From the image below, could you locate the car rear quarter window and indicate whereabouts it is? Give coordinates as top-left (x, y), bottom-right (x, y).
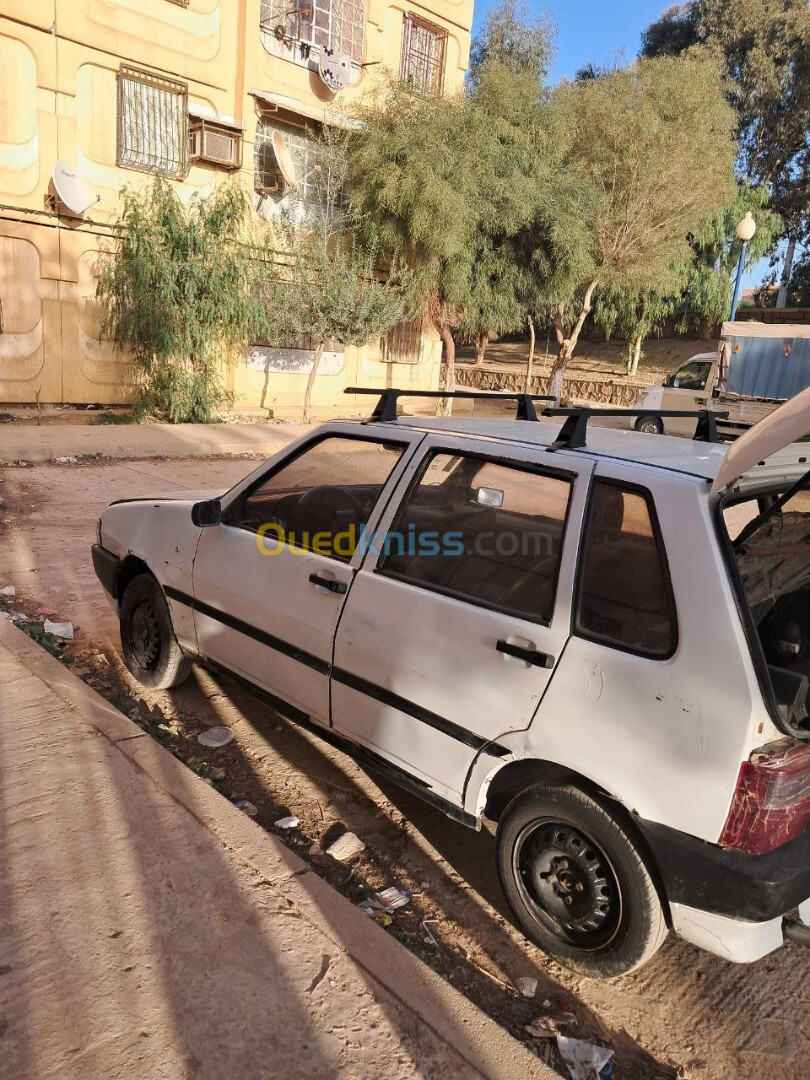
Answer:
top-left (576, 480), bottom-right (677, 658)
top-left (378, 451), bottom-right (573, 624)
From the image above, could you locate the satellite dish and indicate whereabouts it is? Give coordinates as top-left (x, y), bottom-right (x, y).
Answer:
top-left (53, 161), bottom-right (99, 215)
top-left (318, 48), bottom-right (352, 93)
top-left (272, 131), bottom-right (298, 187)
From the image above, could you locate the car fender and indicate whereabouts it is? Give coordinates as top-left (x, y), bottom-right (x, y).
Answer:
top-left (99, 498), bottom-right (204, 651)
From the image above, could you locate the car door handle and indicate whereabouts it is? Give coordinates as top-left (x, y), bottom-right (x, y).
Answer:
top-left (496, 640), bottom-right (555, 668)
top-left (309, 573), bottom-right (348, 595)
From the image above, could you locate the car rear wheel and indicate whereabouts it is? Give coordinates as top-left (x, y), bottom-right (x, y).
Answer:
top-left (635, 416), bottom-right (664, 435)
top-left (497, 783), bottom-right (668, 978)
top-left (119, 573), bottom-right (192, 690)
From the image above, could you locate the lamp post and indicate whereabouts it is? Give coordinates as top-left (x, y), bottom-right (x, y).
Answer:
top-left (729, 211), bottom-right (756, 322)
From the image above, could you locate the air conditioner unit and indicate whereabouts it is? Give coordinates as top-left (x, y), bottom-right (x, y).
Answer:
top-left (188, 120), bottom-right (243, 170)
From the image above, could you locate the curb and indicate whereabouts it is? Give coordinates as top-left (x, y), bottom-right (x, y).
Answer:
top-left (0, 617), bottom-right (558, 1080)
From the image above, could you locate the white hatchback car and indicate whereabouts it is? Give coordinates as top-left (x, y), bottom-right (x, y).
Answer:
top-left (92, 387), bottom-right (810, 978)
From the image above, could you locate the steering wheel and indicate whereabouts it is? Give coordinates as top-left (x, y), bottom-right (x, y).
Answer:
top-left (296, 485), bottom-right (365, 527)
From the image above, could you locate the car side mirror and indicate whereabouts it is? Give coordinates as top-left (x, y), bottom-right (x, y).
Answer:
top-left (192, 499), bottom-right (221, 528)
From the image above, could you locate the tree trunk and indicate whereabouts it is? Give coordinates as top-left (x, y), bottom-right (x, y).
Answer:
top-left (525, 315), bottom-right (536, 393)
top-left (474, 332), bottom-right (489, 367)
top-left (302, 341), bottom-right (324, 424)
top-left (437, 321), bottom-right (456, 416)
top-left (549, 280), bottom-right (598, 403)
top-left (776, 236), bottom-right (797, 309)
top-left (628, 333), bottom-right (642, 376)
top-left (428, 295), bottom-right (455, 416)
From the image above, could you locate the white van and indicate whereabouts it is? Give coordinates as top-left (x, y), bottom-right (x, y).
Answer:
top-left (634, 322), bottom-right (810, 438)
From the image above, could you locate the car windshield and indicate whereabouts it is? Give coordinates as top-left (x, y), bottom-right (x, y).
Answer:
top-left (724, 478), bottom-right (810, 729)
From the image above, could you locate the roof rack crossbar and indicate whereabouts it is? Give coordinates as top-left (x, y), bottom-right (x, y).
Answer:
top-left (344, 386), bottom-right (556, 423)
top-left (542, 407), bottom-right (730, 450)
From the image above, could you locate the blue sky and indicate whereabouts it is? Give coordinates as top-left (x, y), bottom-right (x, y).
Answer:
top-left (470, 0), bottom-right (666, 83)
top-left (470, 0), bottom-right (769, 288)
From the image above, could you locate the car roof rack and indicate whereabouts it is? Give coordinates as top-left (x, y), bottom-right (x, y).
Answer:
top-left (344, 386), bottom-right (556, 423)
top-left (543, 407), bottom-right (730, 450)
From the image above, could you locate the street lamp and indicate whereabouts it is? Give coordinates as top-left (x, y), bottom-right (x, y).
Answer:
top-left (729, 211), bottom-right (756, 321)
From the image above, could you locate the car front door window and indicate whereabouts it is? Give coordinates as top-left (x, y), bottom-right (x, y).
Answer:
top-left (235, 436), bottom-right (407, 560)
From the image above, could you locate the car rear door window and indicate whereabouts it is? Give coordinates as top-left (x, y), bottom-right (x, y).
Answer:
top-left (235, 436), bottom-right (405, 560)
top-left (378, 451), bottom-right (573, 623)
top-left (576, 480), bottom-right (677, 657)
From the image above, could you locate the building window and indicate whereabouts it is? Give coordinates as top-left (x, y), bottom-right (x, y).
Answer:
top-left (400, 14), bottom-right (447, 95)
top-left (117, 65), bottom-right (188, 179)
top-left (382, 318), bottom-right (424, 364)
top-left (260, 0), bottom-right (365, 64)
top-left (254, 117), bottom-right (344, 220)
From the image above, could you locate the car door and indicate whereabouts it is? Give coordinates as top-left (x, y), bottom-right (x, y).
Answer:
top-left (331, 436), bottom-right (593, 804)
top-left (191, 428), bottom-right (422, 726)
top-left (661, 358), bottom-right (717, 435)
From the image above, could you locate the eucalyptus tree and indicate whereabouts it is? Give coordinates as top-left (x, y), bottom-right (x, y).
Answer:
top-left (544, 55), bottom-right (737, 399)
top-left (642, 0), bottom-right (810, 294)
top-left (260, 128), bottom-right (413, 423)
top-left (96, 178), bottom-right (270, 423)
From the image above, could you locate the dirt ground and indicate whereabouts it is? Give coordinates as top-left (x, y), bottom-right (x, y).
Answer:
top-left (456, 337), bottom-right (717, 387)
top-left (0, 457), bottom-right (807, 1080)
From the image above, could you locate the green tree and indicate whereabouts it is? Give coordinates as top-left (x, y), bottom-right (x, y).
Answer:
top-left (347, 80), bottom-right (542, 406)
top-left (262, 129), bottom-right (412, 423)
top-left (96, 177), bottom-right (269, 423)
top-left (678, 182), bottom-right (781, 336)
top-left (461, 0), bottom-right (558, 367)
top-left (544, 55), bottom-right (736, 398)
top-left (592, 285), bottom-right (683, 375)
top-left (641, 0), bottom-right (810, 277)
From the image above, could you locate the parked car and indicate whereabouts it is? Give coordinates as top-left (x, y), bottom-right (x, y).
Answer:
top-left (92, 387), bottom-right (810, 978)
top-left (634, 321), bottom-right (810, 438)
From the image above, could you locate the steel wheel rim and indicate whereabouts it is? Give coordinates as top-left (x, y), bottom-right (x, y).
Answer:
top-left (128, 599), bottom-right (162, 671)
top-left (512, 818), bottom-right (622, 951)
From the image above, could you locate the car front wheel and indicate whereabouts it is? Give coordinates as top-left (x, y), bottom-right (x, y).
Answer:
top-left (497, 783), bottom-right (667, 977)
top-left (119, 573), bottom-right (192, 690)
top-left (635, 416), bottom-right (664, 435)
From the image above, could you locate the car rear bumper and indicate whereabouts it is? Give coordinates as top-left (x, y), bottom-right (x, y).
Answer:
top-left (91, 544), bottom-right (120, 603)
top-left (637, 816), bottom-right (810, 922)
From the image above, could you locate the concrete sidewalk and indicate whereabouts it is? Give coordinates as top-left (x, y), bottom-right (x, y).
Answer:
top-left (0, 422), bottom-right (311, 464)
top-left (0, 618), bottom-right (553, 1080)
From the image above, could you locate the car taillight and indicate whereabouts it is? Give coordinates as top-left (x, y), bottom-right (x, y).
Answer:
top-left (720, 740), bottom-right (810, 854)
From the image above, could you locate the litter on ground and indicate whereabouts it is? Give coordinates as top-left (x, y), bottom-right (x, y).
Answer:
top-left (555, 1034), bottom-right (614, 1080)
top-left (197, 726), bottom-right (234, 748)
top-left (43, 619), bottom-right (74, 640)
top-left (326, 831), bottom-right (365, 862)
top-left (274, 815), bottom-right (300, 829)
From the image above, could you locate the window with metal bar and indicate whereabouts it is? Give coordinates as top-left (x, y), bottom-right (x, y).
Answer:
top-left (260, 0), bottom-right (364, 64)
top-left (400, 13), bottom-right (447, 96)
top-left (382, 318), bottom-right (424, 364)
top-left (117, 65), bottom-right (188, 179)
top-left (254, 117), bottom-right (345, 221)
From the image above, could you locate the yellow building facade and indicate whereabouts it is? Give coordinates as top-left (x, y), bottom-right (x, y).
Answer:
top-left (0, 0), bottom-right (472, 415)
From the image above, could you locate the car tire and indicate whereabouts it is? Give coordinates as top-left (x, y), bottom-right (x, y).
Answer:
top-left (635, 416), bottom-right (664, 435)
top-left (119, 573), bottom-right (192, 690)
top-left (497, 783), bottom-right (668, 978)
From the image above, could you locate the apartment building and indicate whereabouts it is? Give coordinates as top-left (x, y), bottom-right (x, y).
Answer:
top-left (0, 0), bottom-right (472, 414)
